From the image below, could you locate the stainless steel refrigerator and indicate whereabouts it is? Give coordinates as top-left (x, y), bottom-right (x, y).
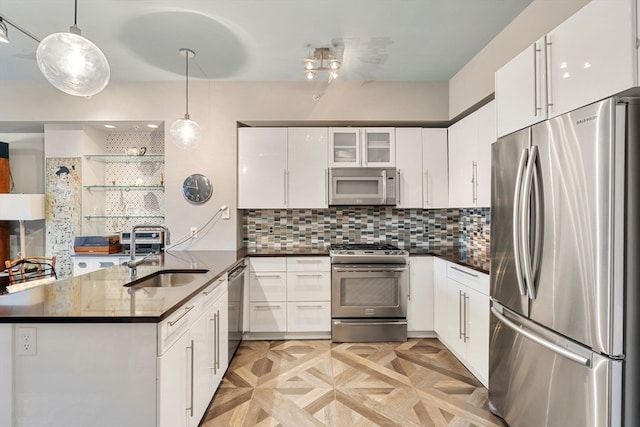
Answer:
top-left (489, 96), bottom-right (640, 427)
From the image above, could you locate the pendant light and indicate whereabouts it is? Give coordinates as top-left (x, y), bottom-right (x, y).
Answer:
top-left (170, 48), bottom-right (201, 150)
top-left (36, 0), bottom-right (110, 97)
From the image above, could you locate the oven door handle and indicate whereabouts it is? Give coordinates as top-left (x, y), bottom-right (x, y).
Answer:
top-left (332, 321), bottom-right (408, 326)
top-left (332, 267), bottom-right (407, 273)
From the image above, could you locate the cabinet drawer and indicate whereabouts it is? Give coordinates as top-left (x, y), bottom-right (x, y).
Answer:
top-left (157, 300), bottom-right (200, 355)
top-left (286, 302), bottom-right (331, 332)
top-left (286, 271), bottom-right (330, 301)
top-left (446, 262), bottom-right (489, 296)
top-left (201, 275), bottom-right (227, 308)
top-left (249, 302), bottom-right (287, 332)
top-left (249, 272), bottom-right (286, 301)
top-left (286, 257), bottom-right (330, 272)
top-left (250, 257), bottom-right (287, 272)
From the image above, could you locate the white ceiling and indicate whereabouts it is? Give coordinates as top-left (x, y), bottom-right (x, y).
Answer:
top-left (0, 0), bottom-right (532, 83)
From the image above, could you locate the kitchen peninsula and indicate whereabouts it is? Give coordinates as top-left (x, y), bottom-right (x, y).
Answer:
top-left (0, 251), bottom-right (243, 427)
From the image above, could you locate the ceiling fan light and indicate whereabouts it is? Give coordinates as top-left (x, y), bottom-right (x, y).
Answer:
top-left (0, 20), bottom-right (9, 44)
top-left (170, 116), bottom-right (201, 150)
top-left (305, 70), bottom-right (316, 80)
top-left (329, 59), bottom-right (340, 70)
top-left (36, 29), bottom-right (110, 97)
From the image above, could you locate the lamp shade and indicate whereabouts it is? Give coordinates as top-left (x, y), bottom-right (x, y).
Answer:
top-left (36, 29), bottom-right (110, 97)
top-left (0, 194), bottom-right (45, 220)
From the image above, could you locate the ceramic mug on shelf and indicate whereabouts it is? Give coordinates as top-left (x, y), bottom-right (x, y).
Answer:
top-left (126, 146), bottom-right (147, 156)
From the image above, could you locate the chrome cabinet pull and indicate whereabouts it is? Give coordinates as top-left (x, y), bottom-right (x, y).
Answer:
top-left (255, 305), bottom-right (281, 309)
top-left (215, 310), bottom-right (220, 370)
top-left (186, 340), bottom-right (194, 416)
top-left (464, 294), bottom-right (469, 343)
top-left (295, 274), bottom-right (323, 277)
top-left (459, 290), bottom-right (464, 340)
top-left (168, 305), bottom-right (194, 327)
top-left (397, 169), bottom-right (402, 205)
top-left (472, 161), bottom-right (478, 204)
top-left (450, 265), bottom-right (478, 278)
top-left (533, 42), bottom-right (542, 116)
top-left (324, 168), bottom-right (329, 205)
top-left (283, 169), bottom-right (288, 206)
top-left (254, 274), bottom-right (282, 278)
top-left (296, 305), bottom-right (323, 309)
top-left (545, 35), bottom-right (553, 113)
top-left (424, 169), bottom-right (429, 207)
top-left (210, 314), bottom-right (217, 374)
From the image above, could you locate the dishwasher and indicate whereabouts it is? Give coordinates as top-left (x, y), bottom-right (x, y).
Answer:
top-left (227, 261), bottom-right (246, 363)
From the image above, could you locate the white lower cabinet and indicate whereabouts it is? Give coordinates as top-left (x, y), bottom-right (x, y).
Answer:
top-left (407, 256), bottom-right (435, 335)
top-left (434, 260), bottom-right (489, 387)
top-left (157, 276), bottom-right (228, 427)
top-left (248, 257), bottom-right (331, 335)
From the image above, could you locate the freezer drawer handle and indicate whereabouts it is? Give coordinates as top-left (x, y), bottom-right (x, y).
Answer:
top-left (491, 306), bottom-right (591, 367)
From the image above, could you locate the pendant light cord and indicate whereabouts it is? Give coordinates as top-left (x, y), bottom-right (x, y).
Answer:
top-left (74, 0), bottom-right (78, 25)
top-left (185, 52), bottom-right (190, 117)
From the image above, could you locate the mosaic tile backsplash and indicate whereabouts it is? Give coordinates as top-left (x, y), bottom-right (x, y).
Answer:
top-left (242, 207), bottom-right (490, 262)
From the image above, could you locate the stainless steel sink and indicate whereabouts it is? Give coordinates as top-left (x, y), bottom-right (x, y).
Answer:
top-left (125, 269), bottom-right (209, 288)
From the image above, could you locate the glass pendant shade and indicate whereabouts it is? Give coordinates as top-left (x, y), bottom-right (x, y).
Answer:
top-left (170, 116), bottom-right (201, 150)
top-left (36, 26), bottom-right (110, 97)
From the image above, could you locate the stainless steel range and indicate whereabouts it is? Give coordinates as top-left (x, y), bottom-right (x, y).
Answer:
top-left (329, 243), bottom-right (409, 342)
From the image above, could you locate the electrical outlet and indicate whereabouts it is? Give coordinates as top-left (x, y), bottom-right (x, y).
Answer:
top-left (222, 206), bottom-right (230, 220)
top-left (17, 327), bottom-right (37, 356)
top-left (190, 227), bottom-right (198, 239)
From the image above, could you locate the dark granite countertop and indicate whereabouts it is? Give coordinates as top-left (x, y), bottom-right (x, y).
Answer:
top-left (242, 246), bottom-right (489, 275)
top-left (407, 246), bottom-right (489, 275)
top-left (0, 251), bottom-right (244, 323)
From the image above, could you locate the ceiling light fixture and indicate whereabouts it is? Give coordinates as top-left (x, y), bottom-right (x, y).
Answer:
top-left (303, 46), bottom-right (342, 82)
top-left (0, 15), bottom-right (41, 44)
top-left (36, 0), bottom-right (110, 97)
top-left (170, 48), bottom-right (200, 150)
top-left (0, 18), bottom-right (9, 44)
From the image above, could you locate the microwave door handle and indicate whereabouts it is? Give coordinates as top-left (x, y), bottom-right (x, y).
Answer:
top-left (381, 169), bottom-right (387, 204)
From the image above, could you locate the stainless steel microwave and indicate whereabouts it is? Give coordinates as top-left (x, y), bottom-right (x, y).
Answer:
top-left (329, 167), bottom-right (397, 206)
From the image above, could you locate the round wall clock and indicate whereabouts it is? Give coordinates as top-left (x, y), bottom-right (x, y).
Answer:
top-left (182, 173), bottom-right (213, 204)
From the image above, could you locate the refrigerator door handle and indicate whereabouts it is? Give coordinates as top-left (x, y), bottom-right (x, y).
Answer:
top-left (513, 148), bottom-right (528, 296)
top-left (491, 306), bottom-right (591, 367)
top-left (521, 145), bottom-right (539, 299)
top-left (531, 160), bottom-right (543, 290)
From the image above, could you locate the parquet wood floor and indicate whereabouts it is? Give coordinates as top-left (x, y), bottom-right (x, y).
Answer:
top-left (200, 338), bottom-right (506, 427)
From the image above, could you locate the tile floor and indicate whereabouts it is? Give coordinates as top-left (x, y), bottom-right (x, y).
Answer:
top-left (200, 338), bottom-right (506, 427)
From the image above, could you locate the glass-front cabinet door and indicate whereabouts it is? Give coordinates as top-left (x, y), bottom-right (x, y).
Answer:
top-left (363, 128), bottom-right (395, 167)
top-left (329, 127), bottom-right (395, 167)
top-left (329, 128), bottom-right (361, 167)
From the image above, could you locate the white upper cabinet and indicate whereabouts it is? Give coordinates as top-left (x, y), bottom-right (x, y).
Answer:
top-left (546, 0), bottom-right (635, 118)
top-left (329, 127), bottom-right (395, 167)
top-left (495, 36), bottom-right (547, 138)
top-left (448, 101), bottom-right (494, 208)
top-left (422, 129), bottom-right (449, 208)
top-left (238, 127), bottom-right (288, 209)
top-left (396, 128), bottom-right (448, 209)
top-left (238, 127), bottom-right (328, 209)
top-left (496, 0), bottom-right (636, 138)
top-left (287, 128), bottom-right (329, 208)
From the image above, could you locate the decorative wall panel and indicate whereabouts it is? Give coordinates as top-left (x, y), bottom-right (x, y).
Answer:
top-left (46, 158), bottom-right (82, 278)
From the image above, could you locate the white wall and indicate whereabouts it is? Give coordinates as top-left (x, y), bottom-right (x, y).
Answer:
top-left (449, 0), bottom-right (591, 118)
top-left (0, 132), bottom-right (46, 258)
top-left (0, 79), bottom-right (449, 250)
